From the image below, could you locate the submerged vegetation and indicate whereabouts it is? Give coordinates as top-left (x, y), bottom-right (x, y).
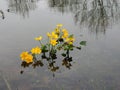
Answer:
top-left (20, 24), bottom-right (86, 74)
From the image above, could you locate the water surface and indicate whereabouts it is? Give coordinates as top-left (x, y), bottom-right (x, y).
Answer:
top-left (0, 0), bottom-right (120, 90)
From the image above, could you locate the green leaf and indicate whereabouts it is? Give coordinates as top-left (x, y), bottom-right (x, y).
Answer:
top-left (61, 53), bottom-right (66, 57)
top-left (68, 45), bottom-right (73, 51)
top-left (69, 34), bottom-right (73, 38)
top-left (76, 46), bottom-right (81, 50)
top-left (80, 41), bottom-right (86, 46)
top-left (41, 45), bottom-right (48, 52)
top-left (64, 45), bottom-right (69, 50)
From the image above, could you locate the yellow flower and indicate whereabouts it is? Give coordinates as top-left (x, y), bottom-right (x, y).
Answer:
top-left (54, 28), bottom-right (60, 35)
top-left (69, 37), bottom-right (75, 42)
top-left (51, 32), bottom-right (58, 39)
top-left (62, 32), bottom-right (69, 39)
top-left (20, 51), bottom-right (29, 60)
top-left (35, 36), bottom-right (42, 41)
top-left (47, 31), bottom-right (59, 39)
top-left (69, 42), bottom-right (73, 45)
top-left (20, 51), bottom-right (33, 63)
top-left (50, 39), bottom-right (57, 46)
top-left (57, 24), bottom-right (63, 28)
top-left (62, 29), bottom-right (68, 33)
top-left (47, 32), bottom-right (51, 37)
top-left (25, 54), bottom-right (33, 63)
top-left (31, 46), bottom-right (42, 54)
top-left (65, 37), bottom-right (75, 44)
top-left (62, 29), bottom-right (69, 39)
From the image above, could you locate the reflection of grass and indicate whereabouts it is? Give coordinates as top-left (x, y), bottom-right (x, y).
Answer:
top-left (0, 10), bottom-right (5, 19)
top-left (20, 24), bottom-right (86, 75)
top-left (48, 0), bottom-right (120, 34)
top-left (7, 0), bottom-right (39, 18)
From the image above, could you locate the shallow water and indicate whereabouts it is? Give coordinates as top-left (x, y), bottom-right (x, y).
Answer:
top-left (0, 0), bottom-right (120, 90)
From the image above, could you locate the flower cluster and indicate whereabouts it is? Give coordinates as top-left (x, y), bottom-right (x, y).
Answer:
top-left (47, 24), bottom-right (75, 46)
top-left (31, 46), bottom-right (42, 54)
top-left (20, 24), bottom-right (86, 73)
top-left (20, 52), bottom-right (33, 63)
top-left (20, 46), bottom-right (42, 63)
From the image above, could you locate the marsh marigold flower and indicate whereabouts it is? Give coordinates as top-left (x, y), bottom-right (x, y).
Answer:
top-left (25, 54), bottom-right (33, 63)
top-left (20, 51), bottom-right (29, 60)
top-left (31, 46), bottom-right (42, 54)
top-left (50, 39), bottom-right (57, 46)
top-left (57, 24), bottom-right (63, 28)
top-left (62, 29), bottom-right (68, 33)
top-left (47, 32), bottom-right (51, 37)
top-left (54, 28), bottom-right (60, 35)
top-left (51, 32), bottom-right (58, 39)
top-left (69, 37), bottom-right (75, 42)
top-left (20, 51), bottom-right (33, 63)
top-left (65, 37), bottom-right (75, 45)
top-left (62, 29), bottom-right (69, 39)
top-left (62, 32), bottom-right (69, 39)
top-left (35, 36), bottom-right (42, 41)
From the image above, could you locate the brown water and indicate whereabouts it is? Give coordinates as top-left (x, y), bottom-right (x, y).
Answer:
top-left (0, 0), bottom-right (120, 90)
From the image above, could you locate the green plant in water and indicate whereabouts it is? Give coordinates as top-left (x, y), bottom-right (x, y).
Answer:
top-left (20, 24), bottom-right (86, 73)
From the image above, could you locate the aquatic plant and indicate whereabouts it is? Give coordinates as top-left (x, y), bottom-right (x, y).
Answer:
top-left (20, 24), bottom-right (86, 73)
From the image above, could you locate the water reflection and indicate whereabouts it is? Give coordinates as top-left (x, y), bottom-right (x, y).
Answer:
top-left (20, 48), bottom-right (73, 77)
top-left (7, 0), bottom-right (39, 18)
top-left (48, 0), bottom-right (120, 34)
top-left (5, 0), bottom-right (120, 33)
top-left (0, 10), bottom-right (5, 19)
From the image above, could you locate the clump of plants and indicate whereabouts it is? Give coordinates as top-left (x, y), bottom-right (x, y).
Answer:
top-left (20, 24), bottom-right (86, 73)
